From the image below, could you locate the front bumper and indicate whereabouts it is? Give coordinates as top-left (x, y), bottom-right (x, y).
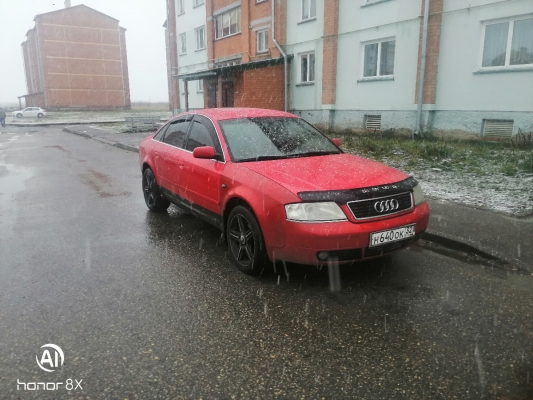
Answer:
top-left (270, 202), bottom-right (430, 266)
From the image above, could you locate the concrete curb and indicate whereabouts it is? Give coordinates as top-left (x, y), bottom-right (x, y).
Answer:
top-left (421, 232), bottom-right (502, 262)
top-left (7, 119), bottom-right (124, 128)
top-left (63, 127), bottom-right (139, 153)
top-left (113, 142), bottom-right (139, 153)
top-left (63, 127), bottom-right (93, 138)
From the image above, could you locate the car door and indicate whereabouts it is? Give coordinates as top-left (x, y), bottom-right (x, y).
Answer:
top-left (180, 115), bottom-right (224, 218)
top-left (149, 122), bottom-right (170, 186)
top-left (27, 108), bottom-right (38, 117)
top-left (159, 116), bottom-right (192, 195)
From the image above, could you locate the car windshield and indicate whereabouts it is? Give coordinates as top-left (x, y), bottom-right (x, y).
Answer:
top-left (219, 117), bottom-right (341, 162)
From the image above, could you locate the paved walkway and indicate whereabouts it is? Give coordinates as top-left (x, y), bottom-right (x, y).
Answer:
top-left (62, 124), bottom-right (533, 274)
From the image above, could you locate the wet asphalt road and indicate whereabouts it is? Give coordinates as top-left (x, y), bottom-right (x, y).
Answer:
top-left (0, 126), bottom-right (532, 399)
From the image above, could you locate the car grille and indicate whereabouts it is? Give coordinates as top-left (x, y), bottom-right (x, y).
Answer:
top-left (347, 192), bottom-right (413, 220)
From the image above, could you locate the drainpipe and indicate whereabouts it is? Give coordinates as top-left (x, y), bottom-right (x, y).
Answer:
top-left (272, 0), bottom-right (288, 112)
top-left (415, 0), bottom-right (430, 138)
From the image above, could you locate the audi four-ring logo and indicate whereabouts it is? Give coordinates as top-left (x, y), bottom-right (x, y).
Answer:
top-left (374, 199), bottom-right (400, 213)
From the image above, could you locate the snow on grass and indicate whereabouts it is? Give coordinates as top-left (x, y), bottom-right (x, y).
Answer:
top-left (392, 159), bottom-right (533, 216)
top-left (340, 136), bottom-right (533, 217)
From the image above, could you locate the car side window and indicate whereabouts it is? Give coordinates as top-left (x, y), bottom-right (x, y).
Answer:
top-left (153, 123), bottom-right (169, 141)
top-left (162, 119), bottom-right (190, 148)
top-left (185, 120), bottom-right (214, 151)
top-left (186, 115), bottom-right (224, 160)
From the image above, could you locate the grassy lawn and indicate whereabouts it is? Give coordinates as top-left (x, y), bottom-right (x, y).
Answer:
top-left (331, 131), bottom-right (533, 177)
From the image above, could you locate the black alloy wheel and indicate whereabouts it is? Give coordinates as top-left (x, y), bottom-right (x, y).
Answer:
top-left (142, 168), bottom-right (170, 212)
top-left (227, 206), bottom-right (267, 275)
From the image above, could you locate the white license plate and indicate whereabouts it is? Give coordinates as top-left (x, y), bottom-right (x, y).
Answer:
top-left (369, 224), bottom-right (416, 247)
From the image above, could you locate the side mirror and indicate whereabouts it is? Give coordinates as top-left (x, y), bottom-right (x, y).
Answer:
top-left (332, 138), bottom-right (342, 147)
top-left (193, 146), bottom-right (217, 159)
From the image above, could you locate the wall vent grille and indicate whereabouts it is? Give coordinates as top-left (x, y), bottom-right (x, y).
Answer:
top-left (365, 115), bottom-right (382, 131)
top-left (482, 120), bottom-right (513, 138)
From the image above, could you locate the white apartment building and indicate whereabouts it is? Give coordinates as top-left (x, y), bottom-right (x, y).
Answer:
top-left (286, 0), bottom-right (533, 137)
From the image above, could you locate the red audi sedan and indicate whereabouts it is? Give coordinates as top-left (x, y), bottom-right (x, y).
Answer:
top-left (139, 108), bottom-right (430, 274)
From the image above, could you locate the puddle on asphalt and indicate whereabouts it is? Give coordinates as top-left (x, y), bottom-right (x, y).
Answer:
top-left (0, 152), bottom-right (35, 237)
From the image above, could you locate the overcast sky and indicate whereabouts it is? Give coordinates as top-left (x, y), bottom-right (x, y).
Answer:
top-left (0, 0), bottom-right (169, 105)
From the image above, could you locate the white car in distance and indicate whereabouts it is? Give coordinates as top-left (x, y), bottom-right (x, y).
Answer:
top-left (12, 107), bottom-right (47, 118)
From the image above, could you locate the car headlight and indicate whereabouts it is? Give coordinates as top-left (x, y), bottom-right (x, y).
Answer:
top-left (413, 184), bottom-right (425, 205)
top-left (285, 202), bottom-right (347, 222)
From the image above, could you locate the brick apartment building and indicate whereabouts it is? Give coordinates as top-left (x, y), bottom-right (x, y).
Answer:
top-left (166, 0), bottom-right (532, 137)
top-left (166, 0), bottom-right (289, 112)
top-left (21, 2), bottom-right (131, 110)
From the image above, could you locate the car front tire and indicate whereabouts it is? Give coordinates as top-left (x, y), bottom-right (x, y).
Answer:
top-left (142, 168), bottom-right (170, 212)
top-left (38, 113), bottom-right (44, 118)
top-left (16, 113), bottom-right (22, 118)
top-left (226, 206), bottom-right (268, 275)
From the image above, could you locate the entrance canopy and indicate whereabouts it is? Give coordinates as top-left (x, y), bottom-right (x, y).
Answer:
top-left (174, 56), bottom-right (290, 81)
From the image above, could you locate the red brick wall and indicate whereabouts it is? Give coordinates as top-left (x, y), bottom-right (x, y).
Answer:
top-left (211, 0), bottom-right (287, 62)
top-left (166, 0), bottom-right (180, 111)
top-left (322, 0), bottom-right (339, 106)
top-left (204, 1), bottom-right (287, 110)
top-left (234, 64), bottom-right (284, 110)
top-left (23, 5), bottom-right (131, 109)
top-left (415, 0), bottom-right (443, 104)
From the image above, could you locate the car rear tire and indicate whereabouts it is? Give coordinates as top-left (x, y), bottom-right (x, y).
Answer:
top-left (142, 168), bottom-right (170, 212)
top-left (16, 113), bottom-right (22, 118)
top-left (226, 206), bottom-right (267, 275)
top-left (37, 113), bottom-right (43, 118)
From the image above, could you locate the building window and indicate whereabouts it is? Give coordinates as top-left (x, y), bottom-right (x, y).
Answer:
top-left (256, 29), bottom-right (269, 53)
top-left (301, 0), bottom-right (316, 21)
top-left (195, 26), bottom-right (206, 50)
top-left (193, 0), bottom-right (204, 6)
top-left (363, 39), bottom-right (395, 77)
top-left (482, 17), bottom-right (533, 68)
top-left (178, 0), bottom-right (185, 15)
top-left (179, 33), bottom-right (186, 55)
top-left (197, 79), bottom-right (204, 93)
top-left (215, 7), bottom-right (241, 39)
top-left (300, 52), bottom-right (315, 83)
top-left (256, 0), bottom-right (267, 3)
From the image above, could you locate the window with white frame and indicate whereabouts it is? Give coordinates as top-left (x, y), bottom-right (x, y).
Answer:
top-left (256, 29), bottom-right (269, 53)
top-left (256, 0), bottom-right (267, 3)
top-left (215, 7), bottom-right (241, 39)
top-left (195, 26), bottom-right (206, 50)
top-left (300, 52), bottom-right (315, 83)
top-left (363, 39), bottom-right (395, 77)
top-left (301, 0), bottom-right (316, 21)
top-left (482, 17), bottom-right (533, 68)
top-left (179, 33), bottom-right (186, 54)
top-left (178, 0), bottom-right (185, 15)
top-left (197, 79), bottom-right (203, 92)
top-left (193, 0), bottom-right (204, 6)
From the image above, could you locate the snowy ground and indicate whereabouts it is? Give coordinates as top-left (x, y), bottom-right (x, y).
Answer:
top-left (389, 159), bottom-right (533, 217)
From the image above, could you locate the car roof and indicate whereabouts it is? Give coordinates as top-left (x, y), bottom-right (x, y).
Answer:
top-left (184, 108), bottom-right (298, 121)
